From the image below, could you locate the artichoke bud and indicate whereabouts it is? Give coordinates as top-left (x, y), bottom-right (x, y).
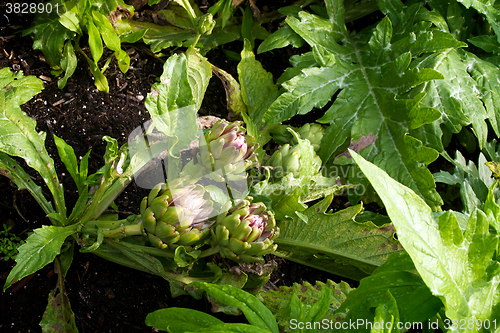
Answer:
top-left (198, 120), bottom-right (257, 181)
top-left (140, 182), bottom-right (214, 249)
top-left (293, 123), bottom-right (324, 151)
top-left (196, 13), bottom-right (216, 35)
top-left (212, 197), bottom-right (278, 263)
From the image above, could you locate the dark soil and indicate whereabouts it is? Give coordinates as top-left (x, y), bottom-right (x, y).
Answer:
top-left (0, 4), bottom-right (350, 333)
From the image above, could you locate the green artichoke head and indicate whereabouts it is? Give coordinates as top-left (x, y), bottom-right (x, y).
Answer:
top-left (198, 120), bottom-right (257, 181)
top-left (212, 197), bottom-right (278, 263)
top-left (293, 123), bottom-right (324, 151)
top-left (267, 143), bottom-right (322, 179)
top-left (140, 182), bottom-right (214, 249)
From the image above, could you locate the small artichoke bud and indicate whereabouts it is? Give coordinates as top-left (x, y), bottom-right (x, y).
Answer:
top-left (267, 143), bottom-right (322, 179)
top-left (140, 182), bottom-right (214, 249)
top-left (198, 120), bottom-right (257, 182)
top-left (292, 123), bottom-right (324, 151)
top-left (196, 13), bottom-right (216, 35)
top-left (212, 197), bottom-right (278, 263)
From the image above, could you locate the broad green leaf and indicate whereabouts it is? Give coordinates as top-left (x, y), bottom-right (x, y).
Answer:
top-left (191, 281), bottom-right (279, 333)
top-left (257, 25), bottom-right (305, 54)
top-left (469, 35), bottom-right (500, 53)
top-left (39, 258), bottom-right (78, 333)
top-left (22, 2), bottom-right (74, 68)
top-left (186, 47), bottom-right (212, 112)
top-left (145, 53), bottom-right (197, 156)
top-left (58, 41), bottom-right (77, 89)
top-left (92, 10), bottom-right (121, 51)
top-left (87, 19), bottom-right (103, 63)
top-left (0, 152), bottom-right (55, 216)
top-left (261, 280), bottom-right (352, 330)
top-left (274, 195), bottom-right (404, 281)
top-left (262, 0), bottom-right (455, 209)
top-left (371, 291), bottom-right (399, 333)
top-left (237, 39), bottom-right (279, 126)
top-left (352, 150), bottom-right (500, 332)
top-left (160, 4), bottom-right (195, 30)
top-left (4, 225), bottom-right (78, 291)
top-left (59, 10), bottom-right (81, 34)
top-left (145, 308), bottom-right (224, 332)
top-left (0, 68), bottom-right (67, 222)
top-left (336, 251), bottom-right (442, 331)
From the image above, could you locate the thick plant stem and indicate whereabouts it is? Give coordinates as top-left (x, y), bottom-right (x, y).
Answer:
top-left (199, 246), bottom-right (219, 258)
top-left (83, 223), bottom-right (143, 239)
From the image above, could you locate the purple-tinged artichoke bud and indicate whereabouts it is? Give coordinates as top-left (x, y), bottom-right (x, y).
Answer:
top-left (198, 120), bottom-right (257, 182)
top-left (140, 182), bottom-right (214, 249)
top-left (212, 197), bottom-right (278, 263)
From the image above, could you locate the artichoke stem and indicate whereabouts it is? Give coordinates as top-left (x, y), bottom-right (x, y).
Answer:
top-left (82, 223), bottom-right (143, 239)
top-left (199, 245), bottom-right (220, 258)
top-left (102, 224), bottom-right (143, 238)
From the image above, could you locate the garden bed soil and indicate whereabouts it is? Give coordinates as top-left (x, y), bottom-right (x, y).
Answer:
top-left (0, 6), bottom-right (352, 332)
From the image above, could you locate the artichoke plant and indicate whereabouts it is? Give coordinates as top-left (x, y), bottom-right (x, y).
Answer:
top-left (212, 198), bottom-right (278, 263)
top-left (267, 143), bottom-right (322, 179)
top-left (140, 181), bottom-right (214, 249)
top-left (198, 120), bottom-right (257, 181)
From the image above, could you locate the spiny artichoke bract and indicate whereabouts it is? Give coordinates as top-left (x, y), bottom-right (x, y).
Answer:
top-left (198, 120), bottom-right (256, 182)
top-left (212, 198), bottom-right (278, 263)
top-left (267, 143), bottom-right (322, 179)
top-left (140, 182), bottom-right (214, 249)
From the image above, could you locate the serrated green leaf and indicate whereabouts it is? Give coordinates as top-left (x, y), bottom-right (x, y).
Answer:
top-left (146, 308), bottom-right (224, 332)
top-left (238, 39), bottom-right (279, 126)
top-left (261, 280), bottom-right (352, 330)
top-left (191, 282), bottom-right (279, 333)
top-left (0, 68), bottom-right (67, 222)
top-left (274, 195), bottom-right (403, 281)
top-left (456, 0), bottom-right (500, 44)
top-left (410, 49), bottom-right (490, 149)
top-left (262, 0), bottom-right (455, 209)
top-left (4, 225), bottom-right (78, 291)
top-left (352, 150), bottom-right (500, 331)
